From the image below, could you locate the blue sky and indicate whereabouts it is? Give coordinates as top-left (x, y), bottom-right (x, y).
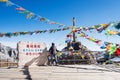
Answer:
top-left (0, 0), bottom-right (120, 51)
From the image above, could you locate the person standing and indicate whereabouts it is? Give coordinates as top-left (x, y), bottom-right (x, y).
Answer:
top-left (49, 43), bottom-right (59, 65)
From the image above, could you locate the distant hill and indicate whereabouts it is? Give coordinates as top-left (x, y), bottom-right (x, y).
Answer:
top-left (0, 43), bottom-right (17, 61)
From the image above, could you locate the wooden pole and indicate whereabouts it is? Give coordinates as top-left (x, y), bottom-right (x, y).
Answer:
top-left (72, 17), bottom-right (76, 64)
top-left (73, 17), bottom-right (76, 42)
top-left (0, 58), bottom-right (2, 67)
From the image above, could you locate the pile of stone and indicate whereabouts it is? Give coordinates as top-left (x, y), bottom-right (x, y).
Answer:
top-left (0, 43), bottom-right (18, 67)
top-left (58, 41), bottom-right (96, 64)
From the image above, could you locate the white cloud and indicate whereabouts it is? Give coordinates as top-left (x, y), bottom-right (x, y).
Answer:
top-left (0, 41), bottom-right (17, 48)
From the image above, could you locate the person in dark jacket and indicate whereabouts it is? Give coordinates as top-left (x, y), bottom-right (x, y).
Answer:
top-left (49, 43), bottom-right (59, 65)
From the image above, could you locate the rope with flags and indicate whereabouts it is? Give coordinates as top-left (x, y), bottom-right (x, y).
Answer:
top-left (1, 0), bottom-right (120, 38)
top-left (0, 0), bottom-right (66, 27)
top-left (0, 27), bottom-right (72, 38)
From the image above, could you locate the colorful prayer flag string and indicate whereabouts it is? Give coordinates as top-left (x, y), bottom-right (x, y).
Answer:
top-left (77, 31), bottom-right (119, 51)
top-left (0, 26), bottom-right (72, 38)
top-left (4, 1), bottom-right (66, 27)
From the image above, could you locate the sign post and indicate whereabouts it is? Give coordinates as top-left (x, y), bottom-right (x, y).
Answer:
top-left (18, 41), bottom-right (47, 67)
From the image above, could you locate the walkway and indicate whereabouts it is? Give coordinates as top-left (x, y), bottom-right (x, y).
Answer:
top-left (0, 65), bottom-right (120, 80)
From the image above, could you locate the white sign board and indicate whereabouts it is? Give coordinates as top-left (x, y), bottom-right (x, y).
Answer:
top-left (18, 41), bottom-right (47, 67)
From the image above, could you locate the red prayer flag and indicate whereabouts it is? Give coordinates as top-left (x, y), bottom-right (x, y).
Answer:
top-left (67, 35), bottom-right (70, 37)
top-left (116, 48), bottom-right (120, 56)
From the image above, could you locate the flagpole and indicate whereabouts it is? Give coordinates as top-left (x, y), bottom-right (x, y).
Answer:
top-left (73, 17), bottom-right (76, 42)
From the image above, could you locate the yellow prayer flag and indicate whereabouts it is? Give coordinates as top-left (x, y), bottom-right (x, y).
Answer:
top-left (81, 55), bottom-right (85, 59)
top-left (101, 24), bottom-right (110, 29)
top-left (106, 44), bottom-right (111, 51)
top-left (110, 31), bottom-right (119, 35)
top-left (88, 37), bottom-right (93, 40)
top-left (27, 13), bottom-right (34, 19)
top-left (57, 52), bottom-right (62, 57)
top-left (0, 0), bottom-right (9, 2)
